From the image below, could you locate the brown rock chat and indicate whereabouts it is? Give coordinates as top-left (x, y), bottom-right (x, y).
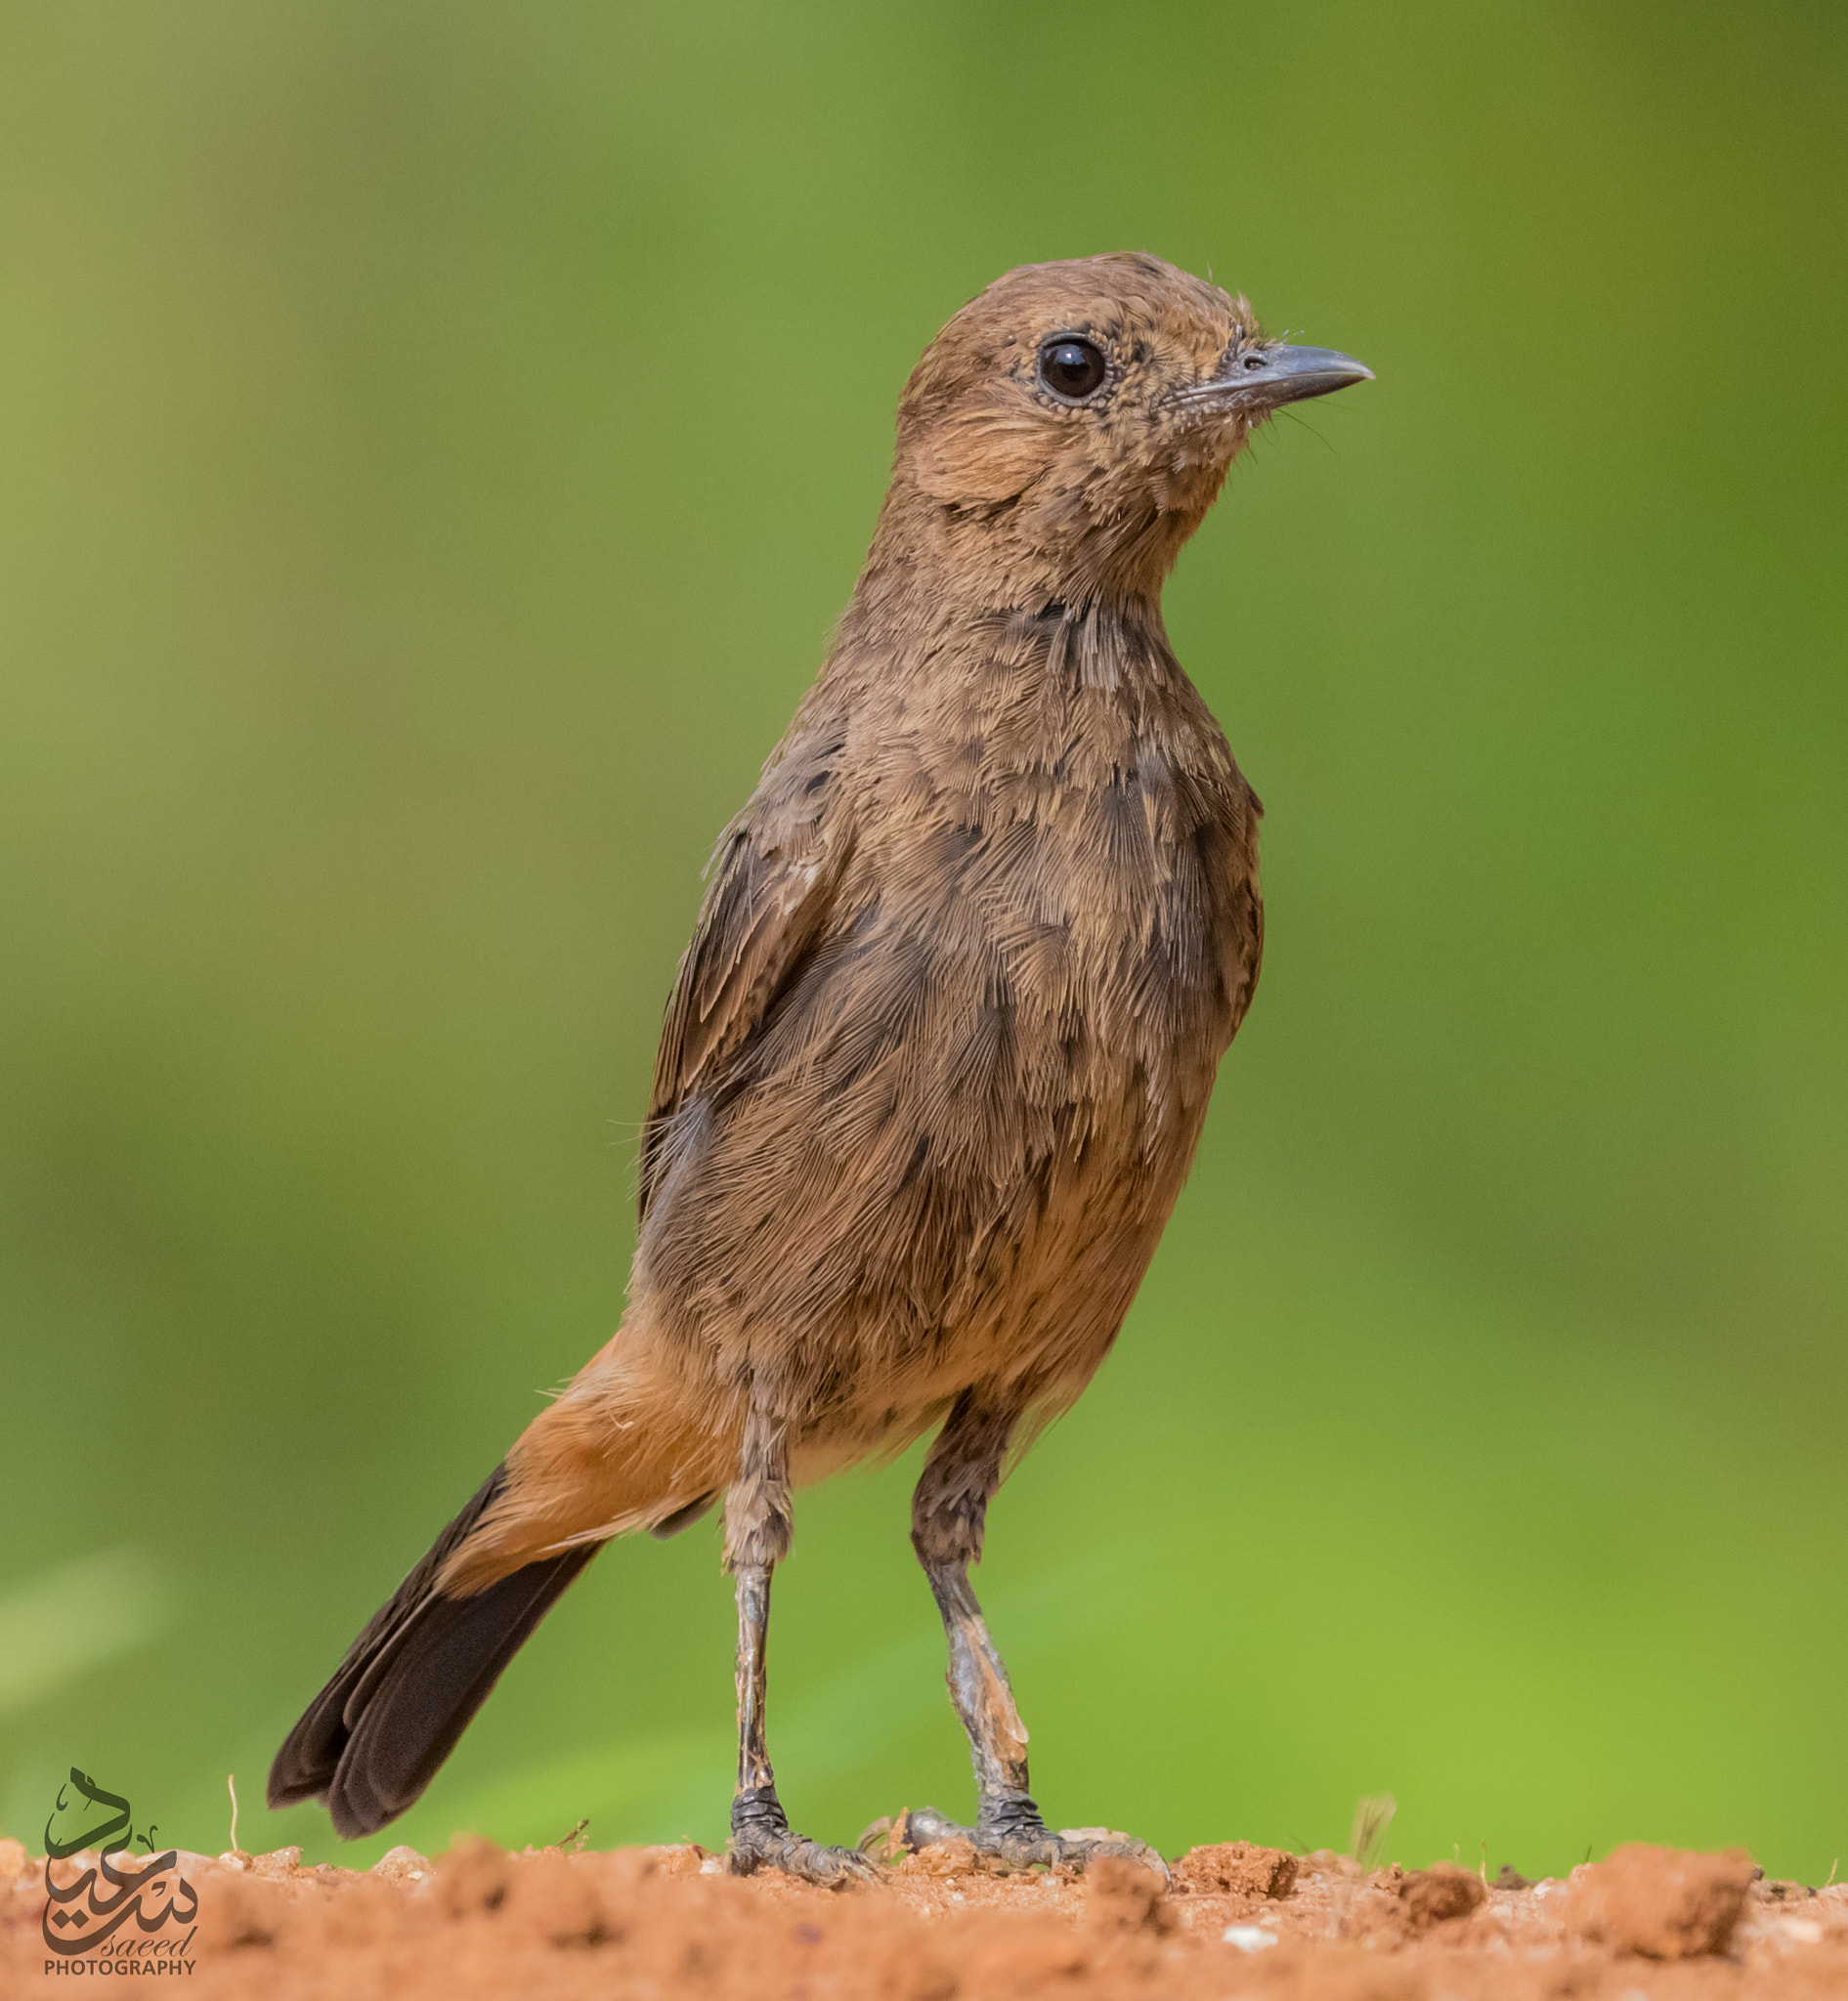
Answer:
top-left (270, 252), bottom-right (1371, 1882)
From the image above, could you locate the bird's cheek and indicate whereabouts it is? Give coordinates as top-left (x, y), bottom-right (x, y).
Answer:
top-left (910, 405), bottom-right (1053, 506)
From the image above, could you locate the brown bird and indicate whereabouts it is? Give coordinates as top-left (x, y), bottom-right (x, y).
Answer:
top-left (269, 252), bottom-right (1370, 1882)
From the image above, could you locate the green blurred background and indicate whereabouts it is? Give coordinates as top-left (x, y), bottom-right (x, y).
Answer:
top-left (2, 0), bottom-right (1843, 1884)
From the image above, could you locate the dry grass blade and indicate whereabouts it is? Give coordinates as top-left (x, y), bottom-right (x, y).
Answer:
top-left (1330, 1793), bottom-right (1397, 1938)
top-left (1351, 1793), bottom-right (1396, 1869)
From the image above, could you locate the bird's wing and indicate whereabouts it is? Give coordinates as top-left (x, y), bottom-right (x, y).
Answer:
top-left (640, 729), bottom-right (850, 1220)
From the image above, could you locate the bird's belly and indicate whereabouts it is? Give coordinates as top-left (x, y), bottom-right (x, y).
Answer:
top-left (879, 897), bottom-right (1225, 1408)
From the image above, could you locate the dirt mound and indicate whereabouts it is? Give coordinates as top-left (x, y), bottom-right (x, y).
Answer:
top-left (1565, 1844), bottom-right (1757, 1960)
top-left (5, 1828), bottom-right (1845, 1998)
top-left (1172, 1839), bottom-right (1300, 1899)
top-left (1394, 1861), bottom-right (1487, 1931)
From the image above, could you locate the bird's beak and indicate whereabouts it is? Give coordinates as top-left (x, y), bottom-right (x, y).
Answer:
top-left (1182, 343), bottom-right (1374, 410)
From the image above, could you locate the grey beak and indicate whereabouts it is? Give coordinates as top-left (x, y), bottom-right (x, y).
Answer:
top-left (1185, 343), bottom-right (1374, 409)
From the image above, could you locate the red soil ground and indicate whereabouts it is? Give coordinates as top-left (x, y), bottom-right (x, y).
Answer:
top-left (6, 1823), bottom-right (1845, 1998)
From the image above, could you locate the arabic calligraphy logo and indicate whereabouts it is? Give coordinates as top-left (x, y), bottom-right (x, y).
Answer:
top-left (42, 1768), bottom-right (199, 1964)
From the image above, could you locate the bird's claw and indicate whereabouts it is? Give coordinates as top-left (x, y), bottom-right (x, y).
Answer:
top-left (898, 1802), bottom-right (1168, 1882)
top-left (729, 1789), bottom-right (879, 1888)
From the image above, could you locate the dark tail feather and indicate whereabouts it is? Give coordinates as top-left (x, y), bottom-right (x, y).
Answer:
top-left (267, 1466), bottom-right (601, 1839)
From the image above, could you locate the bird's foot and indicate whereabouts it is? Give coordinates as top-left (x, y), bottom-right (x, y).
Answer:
top-left (898, 1795), bottom-right (1168, 1881)
top-left (728, 1785), bottom-right (878, 1888)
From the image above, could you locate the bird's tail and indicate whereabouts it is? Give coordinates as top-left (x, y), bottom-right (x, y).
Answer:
top-left (268, 1349), bottom-right (726, 1839)
top-left (265, 1466), bottom-right (599, 1838)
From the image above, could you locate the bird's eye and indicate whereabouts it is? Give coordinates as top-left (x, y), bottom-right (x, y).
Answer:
top-left (1038, 336), bottom-right (1107, 402)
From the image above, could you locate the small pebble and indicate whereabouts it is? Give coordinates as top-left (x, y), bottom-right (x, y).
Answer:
top-left (372, 1844), bottom-right (429, 1882)
top-left (1223, 1924), bottom-right (1279, 1952)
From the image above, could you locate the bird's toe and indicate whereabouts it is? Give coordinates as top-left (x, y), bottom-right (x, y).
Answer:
top-left (1051, 1830), bottom-right (1170, 1884)
top-left (729, 1821), bottom-right (879, 1888)
top-left (898, 1804), bottom-right (1166, 1881)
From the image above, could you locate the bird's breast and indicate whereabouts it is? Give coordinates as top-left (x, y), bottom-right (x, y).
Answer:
top-left (830, 732), bottom-right (1258, 1213)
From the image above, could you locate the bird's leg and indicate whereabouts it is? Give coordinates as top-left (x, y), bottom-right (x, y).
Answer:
top-left (723, 1405), bottom-right (874, 1887)
top-left (912, 1556), bottom-right (1046, 1852)
top-left (902, 1393), bottom-right (1165, 1878)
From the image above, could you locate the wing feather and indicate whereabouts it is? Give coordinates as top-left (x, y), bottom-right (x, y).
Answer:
top-left (639, 731), bottom-right (850, 1219)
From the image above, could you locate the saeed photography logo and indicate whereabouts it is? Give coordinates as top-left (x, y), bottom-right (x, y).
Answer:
top-left (41, 1768), bottom-right (198, 1977)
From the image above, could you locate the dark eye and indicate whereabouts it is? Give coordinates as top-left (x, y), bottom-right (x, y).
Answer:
top-left (1038, 336), bottom-right (1107, 402)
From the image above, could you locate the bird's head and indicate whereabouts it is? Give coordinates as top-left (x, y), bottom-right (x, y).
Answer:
top-left (880, 252), bottom-right (1371, 610)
